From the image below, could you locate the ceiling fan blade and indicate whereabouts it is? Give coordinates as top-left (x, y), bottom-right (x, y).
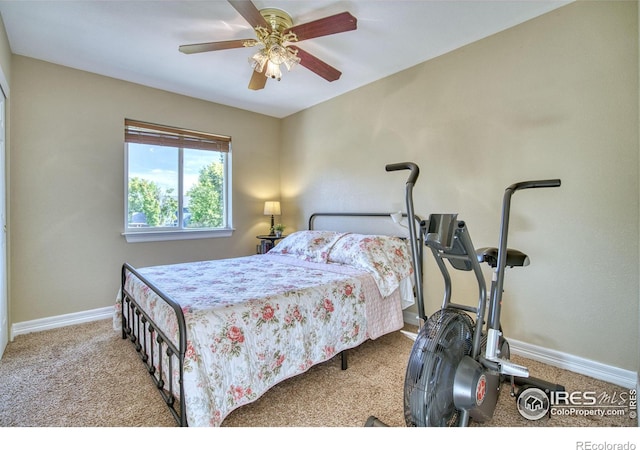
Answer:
top-left (248, 69), bottom-right (267, 91)
top-left (288, 45), bottom-right (341, 82)
top-left (228, 0), bottom-right (268, 29)
top-left (179, 39), bottom-right (257, 54)
top-left (285, 12), bottom-right (357, 42)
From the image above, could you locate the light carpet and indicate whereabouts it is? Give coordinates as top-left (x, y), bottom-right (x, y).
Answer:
top-left (0, 319), bottom-right (634, 429)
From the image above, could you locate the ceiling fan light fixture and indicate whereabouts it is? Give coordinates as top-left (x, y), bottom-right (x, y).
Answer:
top-left (250, 48), bottom-right (268, 72)
top-left (244, 8), bottom-right (302, 82)
top-left (264, 60), bottom-right (282, 80)
top-left (267, 44), bottom-right (287, 65)
top-left (282, 47), bottom-right (301, 71)
top-left (250, 43), bottom-right (300, 81)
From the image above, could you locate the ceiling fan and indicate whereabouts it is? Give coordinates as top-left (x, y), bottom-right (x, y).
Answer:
top-left (179, 0), bottom-right (357, 91)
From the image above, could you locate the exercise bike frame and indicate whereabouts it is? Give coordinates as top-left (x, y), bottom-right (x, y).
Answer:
top-left (423, 180), bottom-right (560, 424)
top-left (385, 162), bottom-right (562, 426)
top-left (427, 180), bottom-right (561, 360)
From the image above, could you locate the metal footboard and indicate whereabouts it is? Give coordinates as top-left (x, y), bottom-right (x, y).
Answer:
top-left (120, 263), bottom-right (188, 426)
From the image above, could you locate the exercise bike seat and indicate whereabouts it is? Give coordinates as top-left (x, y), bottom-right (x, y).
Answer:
top-left (476, 247), bottom-right (530, 268)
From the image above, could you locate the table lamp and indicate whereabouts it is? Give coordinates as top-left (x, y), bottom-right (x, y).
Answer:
top-left (263, 201), bottom-right (281, 235)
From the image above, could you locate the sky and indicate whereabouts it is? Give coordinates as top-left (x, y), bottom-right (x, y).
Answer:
top-left (128, 143), bottom-right (221, 196)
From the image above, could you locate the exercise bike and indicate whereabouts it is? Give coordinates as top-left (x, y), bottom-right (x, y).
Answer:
top-left (368, 162), bottom-right (564, 427)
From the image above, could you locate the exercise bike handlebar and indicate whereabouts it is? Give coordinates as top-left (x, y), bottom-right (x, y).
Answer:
top-left (385, 162), bottom-right (420, 186)
top-left (385, 161), bottom-right (425, 323)
top-left (488, 178), bottom-right (561, 330)
top-left (506, 179), bottom-right (561, 193)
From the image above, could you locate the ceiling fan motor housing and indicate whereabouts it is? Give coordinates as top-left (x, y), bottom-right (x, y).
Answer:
top-left (260, 8), bottom-right (294, 33)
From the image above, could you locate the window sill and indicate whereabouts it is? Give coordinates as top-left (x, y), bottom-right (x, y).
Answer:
top-left (122, 228), bottom-right (234, 243)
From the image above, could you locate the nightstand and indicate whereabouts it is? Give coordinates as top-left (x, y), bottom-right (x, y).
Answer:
top-left (256, 235), bottom-right (286, 254)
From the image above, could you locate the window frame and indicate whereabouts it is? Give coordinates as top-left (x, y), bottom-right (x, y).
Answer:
top-left (122, 119), bottom-right (234, 243)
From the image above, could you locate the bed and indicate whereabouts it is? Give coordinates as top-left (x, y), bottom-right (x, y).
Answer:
top-left (114, 213), bottom-right (420, 427)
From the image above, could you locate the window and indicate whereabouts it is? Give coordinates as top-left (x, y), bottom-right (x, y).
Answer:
top-left (123, 119), bottom-right (232, 243)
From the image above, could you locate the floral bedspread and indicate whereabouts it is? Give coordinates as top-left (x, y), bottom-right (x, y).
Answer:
top-left (115, 250), bottom-right (408, 426)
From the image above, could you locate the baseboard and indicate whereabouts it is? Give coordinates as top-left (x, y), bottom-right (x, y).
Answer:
top-left (508, 338), bottom-right (637, 390)
top-left (402, 312), bottom-right (636, 390)
top-left (403, 310), bottom-right (421, 327)
top-left (10, 306), bottom-right (114, 340)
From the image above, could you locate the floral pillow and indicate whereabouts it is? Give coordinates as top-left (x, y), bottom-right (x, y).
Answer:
top-left (328, 233), bottom-right (414, 297)
top-left (268, 230), bottom-right (345, 263)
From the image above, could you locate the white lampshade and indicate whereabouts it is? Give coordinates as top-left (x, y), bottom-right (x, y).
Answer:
top-left (264, 201), bottom-right (281, 216)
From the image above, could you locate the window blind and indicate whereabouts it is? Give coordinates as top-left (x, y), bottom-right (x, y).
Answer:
top-left (124, 119), bottom-right (230, 152)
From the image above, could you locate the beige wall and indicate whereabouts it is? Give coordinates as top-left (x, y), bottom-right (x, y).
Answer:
top-left (281, 1), bottom-right (639, 371)
top-left (10, 56), bottom-right (281, 323)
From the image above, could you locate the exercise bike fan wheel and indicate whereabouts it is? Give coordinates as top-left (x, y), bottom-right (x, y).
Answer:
top-left (404, 309), bottom-right (474, 426)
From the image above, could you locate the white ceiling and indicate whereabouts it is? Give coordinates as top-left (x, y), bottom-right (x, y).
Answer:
top-left (0, 0), bottom-right (571, 118)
